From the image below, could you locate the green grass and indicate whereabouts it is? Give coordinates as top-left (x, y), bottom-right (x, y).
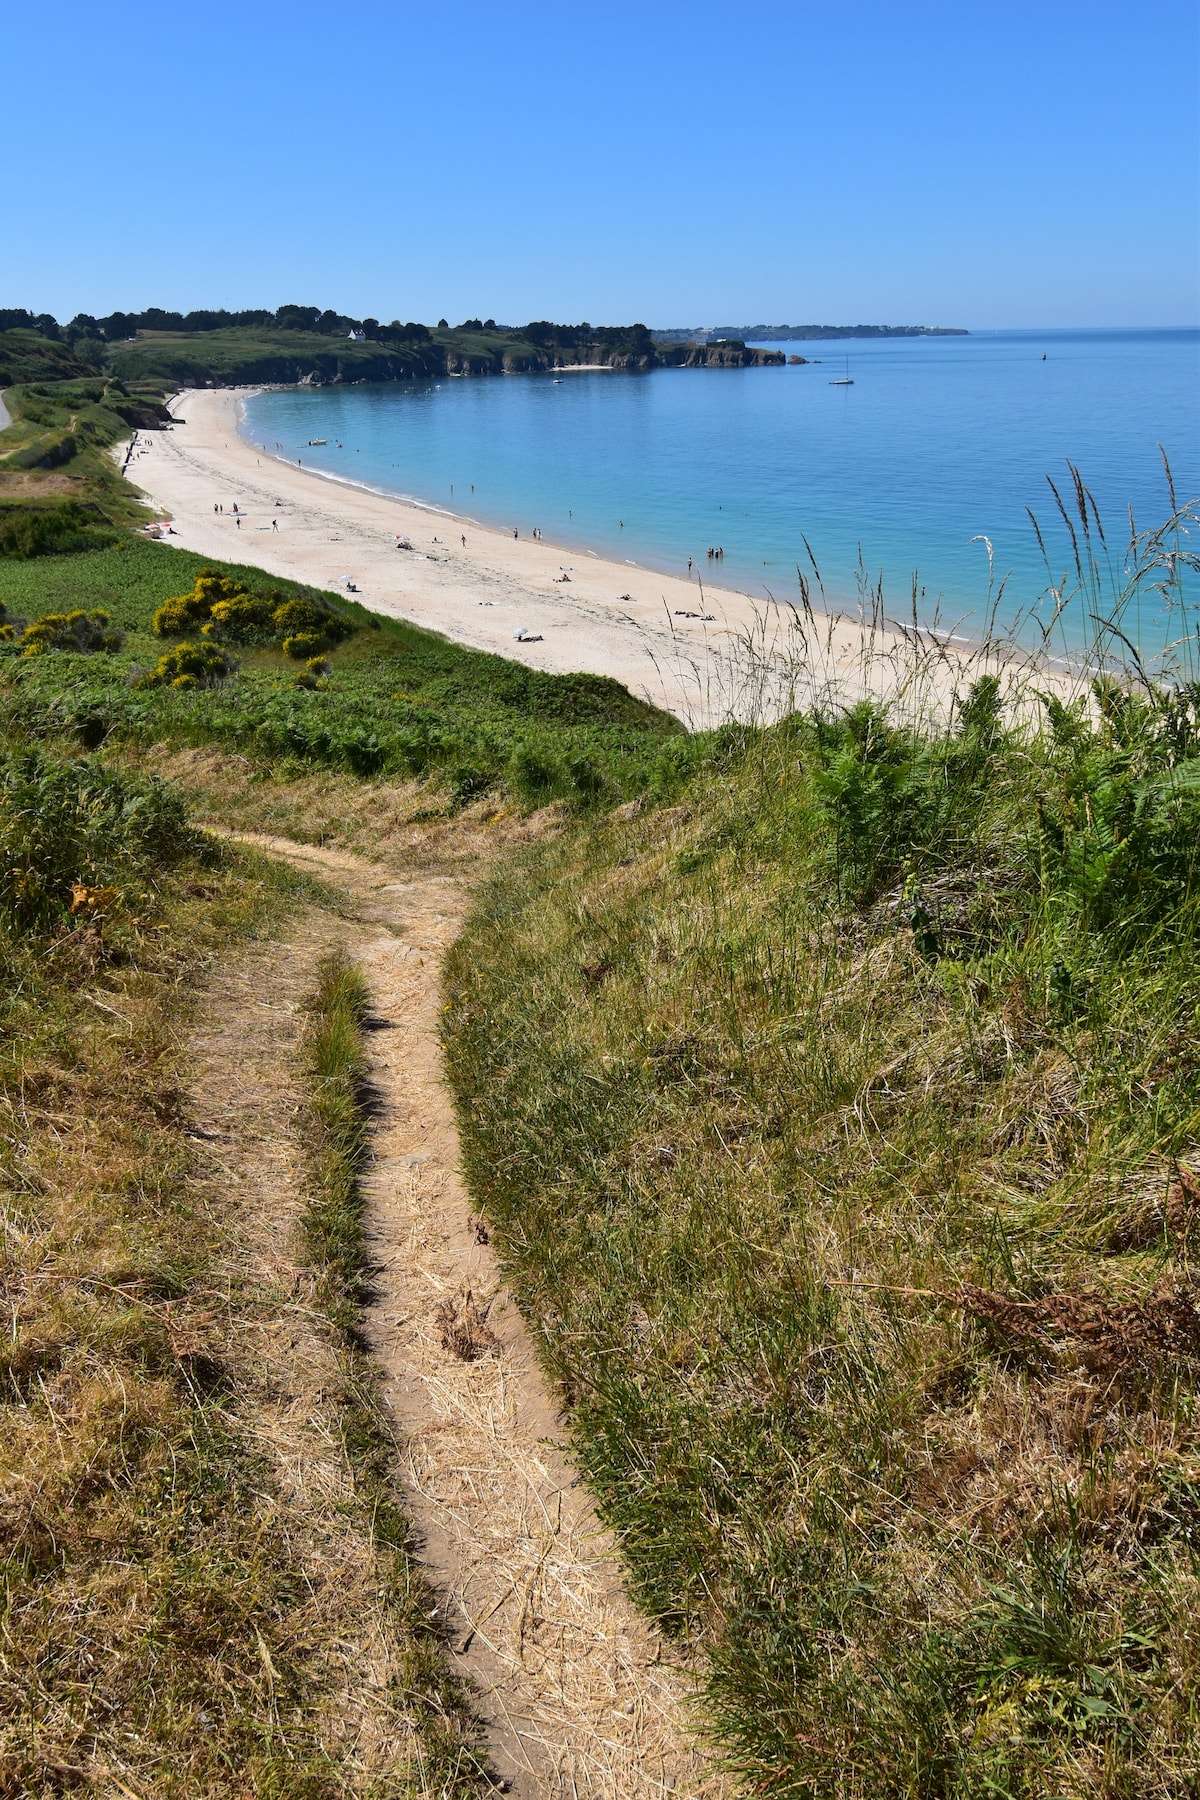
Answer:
top-left (0, 538), bottom-right (682, 807)
top-left (444, 683), bottom-right (1200, 1797)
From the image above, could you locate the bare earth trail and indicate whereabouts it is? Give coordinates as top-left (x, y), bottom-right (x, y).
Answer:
top-left (204, 827), bottom-right (723, 1799)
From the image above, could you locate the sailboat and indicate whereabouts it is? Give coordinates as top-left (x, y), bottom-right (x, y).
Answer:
top-left (829, 355), bottom-right (854, 386)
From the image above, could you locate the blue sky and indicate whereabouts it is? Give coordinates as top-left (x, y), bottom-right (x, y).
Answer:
top-left (8, 0), bottom-right (1198, 329)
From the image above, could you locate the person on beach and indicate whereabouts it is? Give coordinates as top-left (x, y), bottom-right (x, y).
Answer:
top-left (236, 517), bottom-right (241, 530)
top-left (461, 535), bottom-right (466, 548)
top-left (272, 519), bottom-right (278, 532)
top-left (513, 529), bottom-right (518, 539)
top-left (687, 557), bottom-right (693, 575)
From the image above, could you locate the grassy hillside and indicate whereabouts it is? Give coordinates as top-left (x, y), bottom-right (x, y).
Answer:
top-left (100, 321), bottom-right (659, 385)
top-left (105, 326), bottom-right (447, 387)
top-left (0, 375), bottom-right (171, 535)
top-left (0, 538), bottom-right (679, 807)
top-left (0, 330), bottom-right (100, 387)
top-left (445, 678), bottom-right (1200, 1795)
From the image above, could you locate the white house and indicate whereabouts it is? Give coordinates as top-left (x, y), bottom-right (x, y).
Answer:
top-left (347, 329), bottom-right (366, 341)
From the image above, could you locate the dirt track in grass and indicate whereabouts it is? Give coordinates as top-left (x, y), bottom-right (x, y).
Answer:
top-left (203, 827), bottom-right (722, 1799)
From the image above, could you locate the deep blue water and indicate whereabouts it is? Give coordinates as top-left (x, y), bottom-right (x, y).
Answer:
top-left (243, 328), bottom-right (1199, 652)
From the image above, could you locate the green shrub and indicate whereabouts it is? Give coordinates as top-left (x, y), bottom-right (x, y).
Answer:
top-left (448, 762), bottom-right (490, 807)
top-left (19, 608), bottom-right (123, 656)
top-left (567, 753), bottom-right (604, 806)
top-left (137, 641), bottom-right (233, 689)
top-left (283, 630), bottom-right (329, 660)
top-left (203, 592), bottom-right (275, 640)
top-left (294, 655), bottom-right (330, 691)
top-left (152, 569), bottom-right (244, 636)
top-left (153, 571), bottom-right (352, 655)
top-left (273, 597), bottom-right (351, 642)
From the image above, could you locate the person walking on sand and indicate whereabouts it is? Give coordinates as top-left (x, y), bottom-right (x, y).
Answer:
top-left (272, 519), bottom-right (278, 532)
top-left (461, 534), bottom-right (466, 548)
top-left (236, 517), bottom-right (241, 530)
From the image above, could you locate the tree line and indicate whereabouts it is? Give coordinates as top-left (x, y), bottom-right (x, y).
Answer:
top-left (0, 307), bottom-right (656, 352)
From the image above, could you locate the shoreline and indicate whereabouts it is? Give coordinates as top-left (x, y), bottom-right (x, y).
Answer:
top-left (240, 391), bottom-right (781, 614)
top-left (124, 388), bottom-right (1042, 726)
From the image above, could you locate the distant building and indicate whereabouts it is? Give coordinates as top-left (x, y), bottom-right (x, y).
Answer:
top-left (347, 329), bottom-right (366, 341)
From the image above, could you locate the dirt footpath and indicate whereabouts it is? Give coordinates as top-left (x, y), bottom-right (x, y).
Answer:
top-left (208, 830), bottom-right (722, 1799)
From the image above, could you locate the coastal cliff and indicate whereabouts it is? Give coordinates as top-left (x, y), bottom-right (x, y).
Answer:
top-left (1, 307), bottom-right (790, 393)
top-left (35, 321), bottom-right (786, 388)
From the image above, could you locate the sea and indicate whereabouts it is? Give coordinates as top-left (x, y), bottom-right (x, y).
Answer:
top-left (242, 328), bottom-right (1200, 655)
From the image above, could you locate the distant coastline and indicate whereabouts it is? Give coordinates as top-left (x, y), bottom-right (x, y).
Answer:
top-left (653, 323), bottom-right (969, 343)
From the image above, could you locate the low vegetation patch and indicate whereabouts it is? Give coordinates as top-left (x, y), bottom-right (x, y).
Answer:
top-left (0, 538), bottom-right (680, 810)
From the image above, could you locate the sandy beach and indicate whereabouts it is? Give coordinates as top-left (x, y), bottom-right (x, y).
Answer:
top-left (125, 388), bottom-right (995, 726)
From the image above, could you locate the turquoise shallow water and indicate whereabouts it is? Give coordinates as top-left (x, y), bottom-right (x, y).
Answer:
top-left (243, 329), bottom-right (1199, 653)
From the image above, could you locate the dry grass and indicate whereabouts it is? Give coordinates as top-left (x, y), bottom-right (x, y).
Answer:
top-left (124, 744), bottom-right (568, 876)
top-left (0, 810), bottom-right (489, 1793)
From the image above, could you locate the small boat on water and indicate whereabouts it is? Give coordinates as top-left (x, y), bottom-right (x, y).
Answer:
top-left (307, 437), bottom-right (327, 445)
top-left (829, 355), bottom-right (854, 387)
